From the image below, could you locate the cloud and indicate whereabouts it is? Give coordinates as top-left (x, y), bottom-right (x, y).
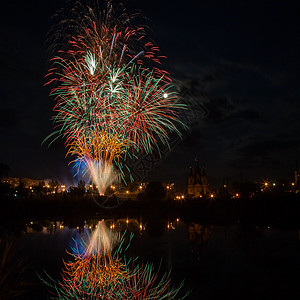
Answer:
top-left (219, 58), bottom-right (262, 72)
top-left (175, 74), bottom-right (262, 128)
top-left (205, 97), bottom-right (261, 125)
top-left (227, 136), bottom-right (300, 176)
top-left (236, 139), bottom-right (300, 157)
top-left (174, 70), bottom-right (227, 93)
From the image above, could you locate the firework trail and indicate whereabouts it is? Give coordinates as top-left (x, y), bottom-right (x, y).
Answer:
top-left (40, 221), bottom-right (189, 299)
top-left (46, 0), bottom-right (186, 194)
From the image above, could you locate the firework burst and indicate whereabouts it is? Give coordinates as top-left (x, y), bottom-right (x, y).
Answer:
top-left (46, 0), bottom-right (186, 194)
top-left (40, 221), bottom-right (190, 299)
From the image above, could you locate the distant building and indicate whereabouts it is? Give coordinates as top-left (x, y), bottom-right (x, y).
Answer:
top-left (2, 177), bottom-right (19, 187)
top-left (21, 178), bottom-right (42, 188)
top-left (294, 170), bottom-right (300, 186)
top-left (2, 177), bottom-right (52, 189)
top-left (187, 158), bottom-right (209, 197)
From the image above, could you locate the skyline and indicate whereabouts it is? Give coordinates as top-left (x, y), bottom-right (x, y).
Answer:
top-left (0, 0), bottom-right (299, 189)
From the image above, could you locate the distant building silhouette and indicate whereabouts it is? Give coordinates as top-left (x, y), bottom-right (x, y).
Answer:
top-left (2, 177), bottom-right (52, 188)
top-left (187, 158), bottom-right (209, 197)
top-left (294, 170), bottom-right (300, 186)
top-left (2, 177), bottom-right (20, 187)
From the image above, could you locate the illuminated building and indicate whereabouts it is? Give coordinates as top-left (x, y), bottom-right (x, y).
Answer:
top-left (1, 177), bottom-right (20, 187)
top-left (187, 158), bottom-right (209, 197)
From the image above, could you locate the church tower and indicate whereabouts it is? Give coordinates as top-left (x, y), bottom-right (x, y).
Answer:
top-left (187, 166), bottom-right (194, 195)
top-left (194, 158), bottom-right (202, 197)
top-left (201, 166), bottom-right (209, 194)
top-left (187, 158), bottom-right (209, 197)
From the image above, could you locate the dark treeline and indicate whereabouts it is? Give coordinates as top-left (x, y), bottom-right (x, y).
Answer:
top-left (0, 183), bottom-right (299, 232)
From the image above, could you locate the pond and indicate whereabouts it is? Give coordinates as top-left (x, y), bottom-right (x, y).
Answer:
top-left (3, 217), bottom-right (300, 299)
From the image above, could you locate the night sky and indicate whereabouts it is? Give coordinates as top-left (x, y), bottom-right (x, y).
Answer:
top-left (1, 0), bottom-right (299, 189)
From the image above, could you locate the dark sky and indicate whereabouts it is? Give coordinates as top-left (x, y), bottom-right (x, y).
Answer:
top-left (0, 0), bottom-right (299, 189)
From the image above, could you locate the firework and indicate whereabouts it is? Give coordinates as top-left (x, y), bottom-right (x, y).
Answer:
top-left (41, 221), bottom-right (130, 298)
top-left (46, 0), bottom-right (186, 193)
top-left (40, 221), bottom-right (189, 299)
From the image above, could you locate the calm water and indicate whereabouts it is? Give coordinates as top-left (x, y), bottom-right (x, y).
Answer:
top-left (9, 218), bottom-right (300, 299)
